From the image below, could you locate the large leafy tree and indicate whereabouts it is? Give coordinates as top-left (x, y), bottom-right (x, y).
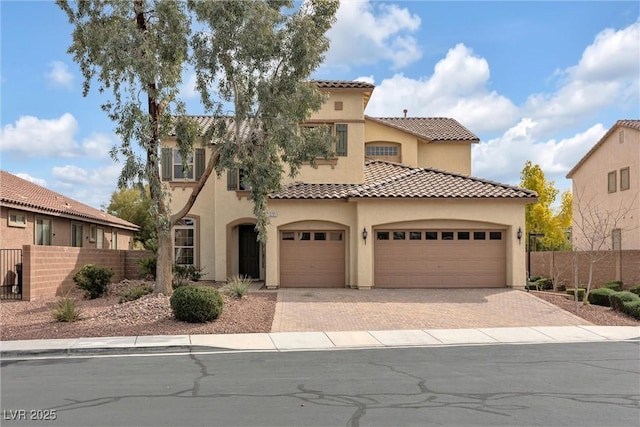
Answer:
top-left (520, 161), bottom-right (573, 250)
top-left (58, 0), bottom-right (338, 294)
top-left (105, 186), bottom-right (156, 250)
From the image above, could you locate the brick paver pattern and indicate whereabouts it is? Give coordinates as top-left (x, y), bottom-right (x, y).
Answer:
top-left (271, 288), bottom-right (591, 332)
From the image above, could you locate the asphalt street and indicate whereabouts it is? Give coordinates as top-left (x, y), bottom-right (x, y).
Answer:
top-left (1, 341), bottom-right (639, 427)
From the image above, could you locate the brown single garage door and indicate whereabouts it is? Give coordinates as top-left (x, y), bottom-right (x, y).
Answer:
top-left (280, 230), bottom-right (345, 287)
top-left (374, 229), bottom-right (506, 288)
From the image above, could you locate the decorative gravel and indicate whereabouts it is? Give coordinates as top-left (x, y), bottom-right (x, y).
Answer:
top-left (2, 283), bottom-right (638, 342)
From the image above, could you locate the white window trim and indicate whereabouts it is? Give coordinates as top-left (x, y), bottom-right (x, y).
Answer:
top-left (8, 210), bottom-right (27, 228)
top-left (174, 217), bottom-right (196, 266)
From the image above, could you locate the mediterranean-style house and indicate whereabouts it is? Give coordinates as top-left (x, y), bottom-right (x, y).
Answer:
top-left (1, 171), bottom-right (138, 251)
top-left (567, 119), bottom-right (640, 251)
top-left (162, 80), bottom-right (536, 289)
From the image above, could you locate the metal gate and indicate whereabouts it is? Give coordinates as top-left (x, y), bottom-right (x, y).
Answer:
top-left (1, 249), bottom-right (23, 300)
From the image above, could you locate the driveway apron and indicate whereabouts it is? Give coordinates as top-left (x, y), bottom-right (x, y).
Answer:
top-left (271, 288), bottom-right (591, 332)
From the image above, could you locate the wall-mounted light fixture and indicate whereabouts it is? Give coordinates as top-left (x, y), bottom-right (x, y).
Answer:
top-left (517, 227), bottom-right (522, 244)
top-left (362, 227), bottom-right (368, 245)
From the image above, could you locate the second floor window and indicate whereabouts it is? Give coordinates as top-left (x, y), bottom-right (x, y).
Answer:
top-left (161, 148), bottom-right (205, 181)
top-left (620, 167), bottom-right (630, 191)
top-left (301, 123), bottom-right (348, 157)
top-left (607, 171), bottom-right (616, 193)
top-left (227, 168), bottom-right (251, 191)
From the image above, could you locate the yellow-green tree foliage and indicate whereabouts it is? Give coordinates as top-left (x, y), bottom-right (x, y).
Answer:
top-left (520, 161), bottom-right (572, 250)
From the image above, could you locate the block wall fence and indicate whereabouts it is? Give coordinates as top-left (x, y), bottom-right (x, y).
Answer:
top-left (529, 250), bottom-right (640, 289)
top-left (21, 245), bottom-right (153, 300)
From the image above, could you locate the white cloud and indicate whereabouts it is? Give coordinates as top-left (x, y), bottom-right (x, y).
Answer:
top-left (365, 44), bottom-right (519, 133)
top-left (15, 173), bottom-right (47, 187)
top-left (0, 113), bottom-right (79, 157)
top-left (354, 75), bottom-right (375, 85)
top-left (326, 1), bottom-right (422, 69)
top-left (522, 21), bottom-right (640, 137)
top-left (0, 114), bottom-right (113, 159)
top-left (472, 120), bottom-right (607, 188)
top-left (52, 163), bottom-right (122, 209)
top-left (47, 61), bottom-right (74, 89)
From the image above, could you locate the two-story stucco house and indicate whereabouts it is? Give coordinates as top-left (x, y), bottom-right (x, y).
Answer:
top-left (162, 80), bottom-right (536, 289)
top-left (567, 119), bottom-right (640, 250)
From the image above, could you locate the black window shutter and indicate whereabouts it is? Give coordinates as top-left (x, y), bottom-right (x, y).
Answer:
top-left (336, 124), bottom-right (348, 156)
top-left (161, 148), bottom-right (172, 181)
top-left (195, 148), bottom-right (205, 180)
top-left (227, 168), bottom-right (238, 191)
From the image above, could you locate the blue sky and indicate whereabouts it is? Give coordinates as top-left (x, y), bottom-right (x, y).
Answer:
top-left (1, 1), bottom-right (639, 209)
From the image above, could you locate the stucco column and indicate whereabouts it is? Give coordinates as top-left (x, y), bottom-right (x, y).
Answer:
top-left (355, 203), bottom-right (373, 289)
top-left (265, 221), bottom-right (279, 289)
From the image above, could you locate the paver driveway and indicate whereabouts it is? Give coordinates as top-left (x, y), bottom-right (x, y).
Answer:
top-left (270, 288), bottom-right (591, 332)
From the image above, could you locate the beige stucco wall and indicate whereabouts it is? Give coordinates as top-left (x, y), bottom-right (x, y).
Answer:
top-left (0, 207), bottom-right (134, 250)
top-left (418, 141), bottom-right (472, 175)
top-left (571, 127), bottom-right (640, 250)
top-left (265, 198), bottom-right (528, 290)
top-left (364, 119), bottom-right (418, 166)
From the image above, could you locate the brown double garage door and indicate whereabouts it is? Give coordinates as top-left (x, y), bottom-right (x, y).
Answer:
top-left (374, 229), bottom-right (506, 288)
top-left (279, 228), bottom-right (506, 288)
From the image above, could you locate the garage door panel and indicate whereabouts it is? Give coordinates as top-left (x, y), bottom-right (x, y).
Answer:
top-left (280, 232), bottom-right (345, 287)
top-left (375, 228), bottom-right (506, 288)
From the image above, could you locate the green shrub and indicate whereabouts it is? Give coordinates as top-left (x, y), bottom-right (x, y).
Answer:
top-left (119, 284), bottom-right (154, 303)
top-left (556, 284), bottom-right (567, 292)
top-left (73, 264), bottom-right (114, 299)
top-left (609, 291), bottom-right (640, 312)
top-left (224, 275), bottom-right (252, 299)
top-left (172, 264), bottom-right (205, 289)
top-left (170, 286), bottom-right (224, 323)
top-left (628, 285), bottom-right (640, 296)
top-left (138, 257), bottom-right (157, 280)
top-left (622, 300), bottom-right (640, 320)
top-left (566, 288), bottom-right (586, 302)
top-left (587, 287), bottom-right (616, 307)
top-left (51, 297), bottom-right (82, 322)
top-left (603, 280), bottom-right (623, 292)
top-left (536, 277), bottom-right (553, 290)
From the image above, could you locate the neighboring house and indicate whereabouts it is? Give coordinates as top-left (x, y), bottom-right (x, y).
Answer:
top-left (1, 171), bottom-right (138, 251)
top-left (162, 80), bottom-right (536, 289)
top-left (567, 119), bottom-right (640, 251)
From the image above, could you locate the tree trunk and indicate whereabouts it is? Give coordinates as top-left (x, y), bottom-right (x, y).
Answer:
top-left (155, 229), bottom-right (173, 295)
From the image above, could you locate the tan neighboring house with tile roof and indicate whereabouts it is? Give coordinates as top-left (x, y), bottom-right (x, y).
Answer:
top-left (1, 171), bottom-right (138, 251)
top-left (162, 80), bottom-right (536, 289)
top-left (567, 120), bottom-right (640, 251)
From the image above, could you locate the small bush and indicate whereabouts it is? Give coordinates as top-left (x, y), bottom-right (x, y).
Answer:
top-left (536, 277), bottom-right (554, 290)
top-left (172, 264), bottom-right (205, 289)
top-left (588, 287), bottom-right (616, 307)
top-left (628, 285), bottom-right (640, 296)
top-left (170, 286), bottom-right (224, 323)
top-left (609, 291), bottom-right (640, 312)
top-left (566, 288), bottom-right (586, 302)
top-left (138, 257), bottom-right (157, 280)
top-left (622, 300), bottom-right (640, 320)
top-left (224, 275), bottom-right (252, 299)
top-left (556, 284), bottom-right (566, 292)
top-left (73, 264), bottom-right (114, 299)
top-left (51, 297), bottom-right (82, 322)
top-left (603, 280), bottom-right (623, 292)
top-left (119, 284), bottom-right (154, 303)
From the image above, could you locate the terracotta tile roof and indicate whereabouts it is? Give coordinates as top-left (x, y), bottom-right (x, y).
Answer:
top-left (567, 119), bottom-right (640, 178)
top-left (270, 161), bottom-right (537, 200)
top-left (312, 80), bottom-right (375, 89)
top-left (366, 116), bottom-right (479, 142)
top-left (0, 171), bottom-right (139, 230)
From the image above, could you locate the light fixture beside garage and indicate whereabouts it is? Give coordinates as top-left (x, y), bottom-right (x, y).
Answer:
top-left (517, 227), bottom-right (523, 244)
top-left (362, 227), bottom-right (368, 244)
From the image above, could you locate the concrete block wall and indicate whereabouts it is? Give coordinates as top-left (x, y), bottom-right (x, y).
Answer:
top-left (21, 246), bottom-right (148, 301)
top-left (530, 250), bottom-right (640, 289)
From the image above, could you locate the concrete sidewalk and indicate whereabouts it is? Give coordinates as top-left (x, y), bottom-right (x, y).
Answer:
top-left (2, 326), bottom-right (638, 358)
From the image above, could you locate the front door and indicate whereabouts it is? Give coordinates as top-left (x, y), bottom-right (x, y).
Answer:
top-left (239, 225), bottom-right (260, 278)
